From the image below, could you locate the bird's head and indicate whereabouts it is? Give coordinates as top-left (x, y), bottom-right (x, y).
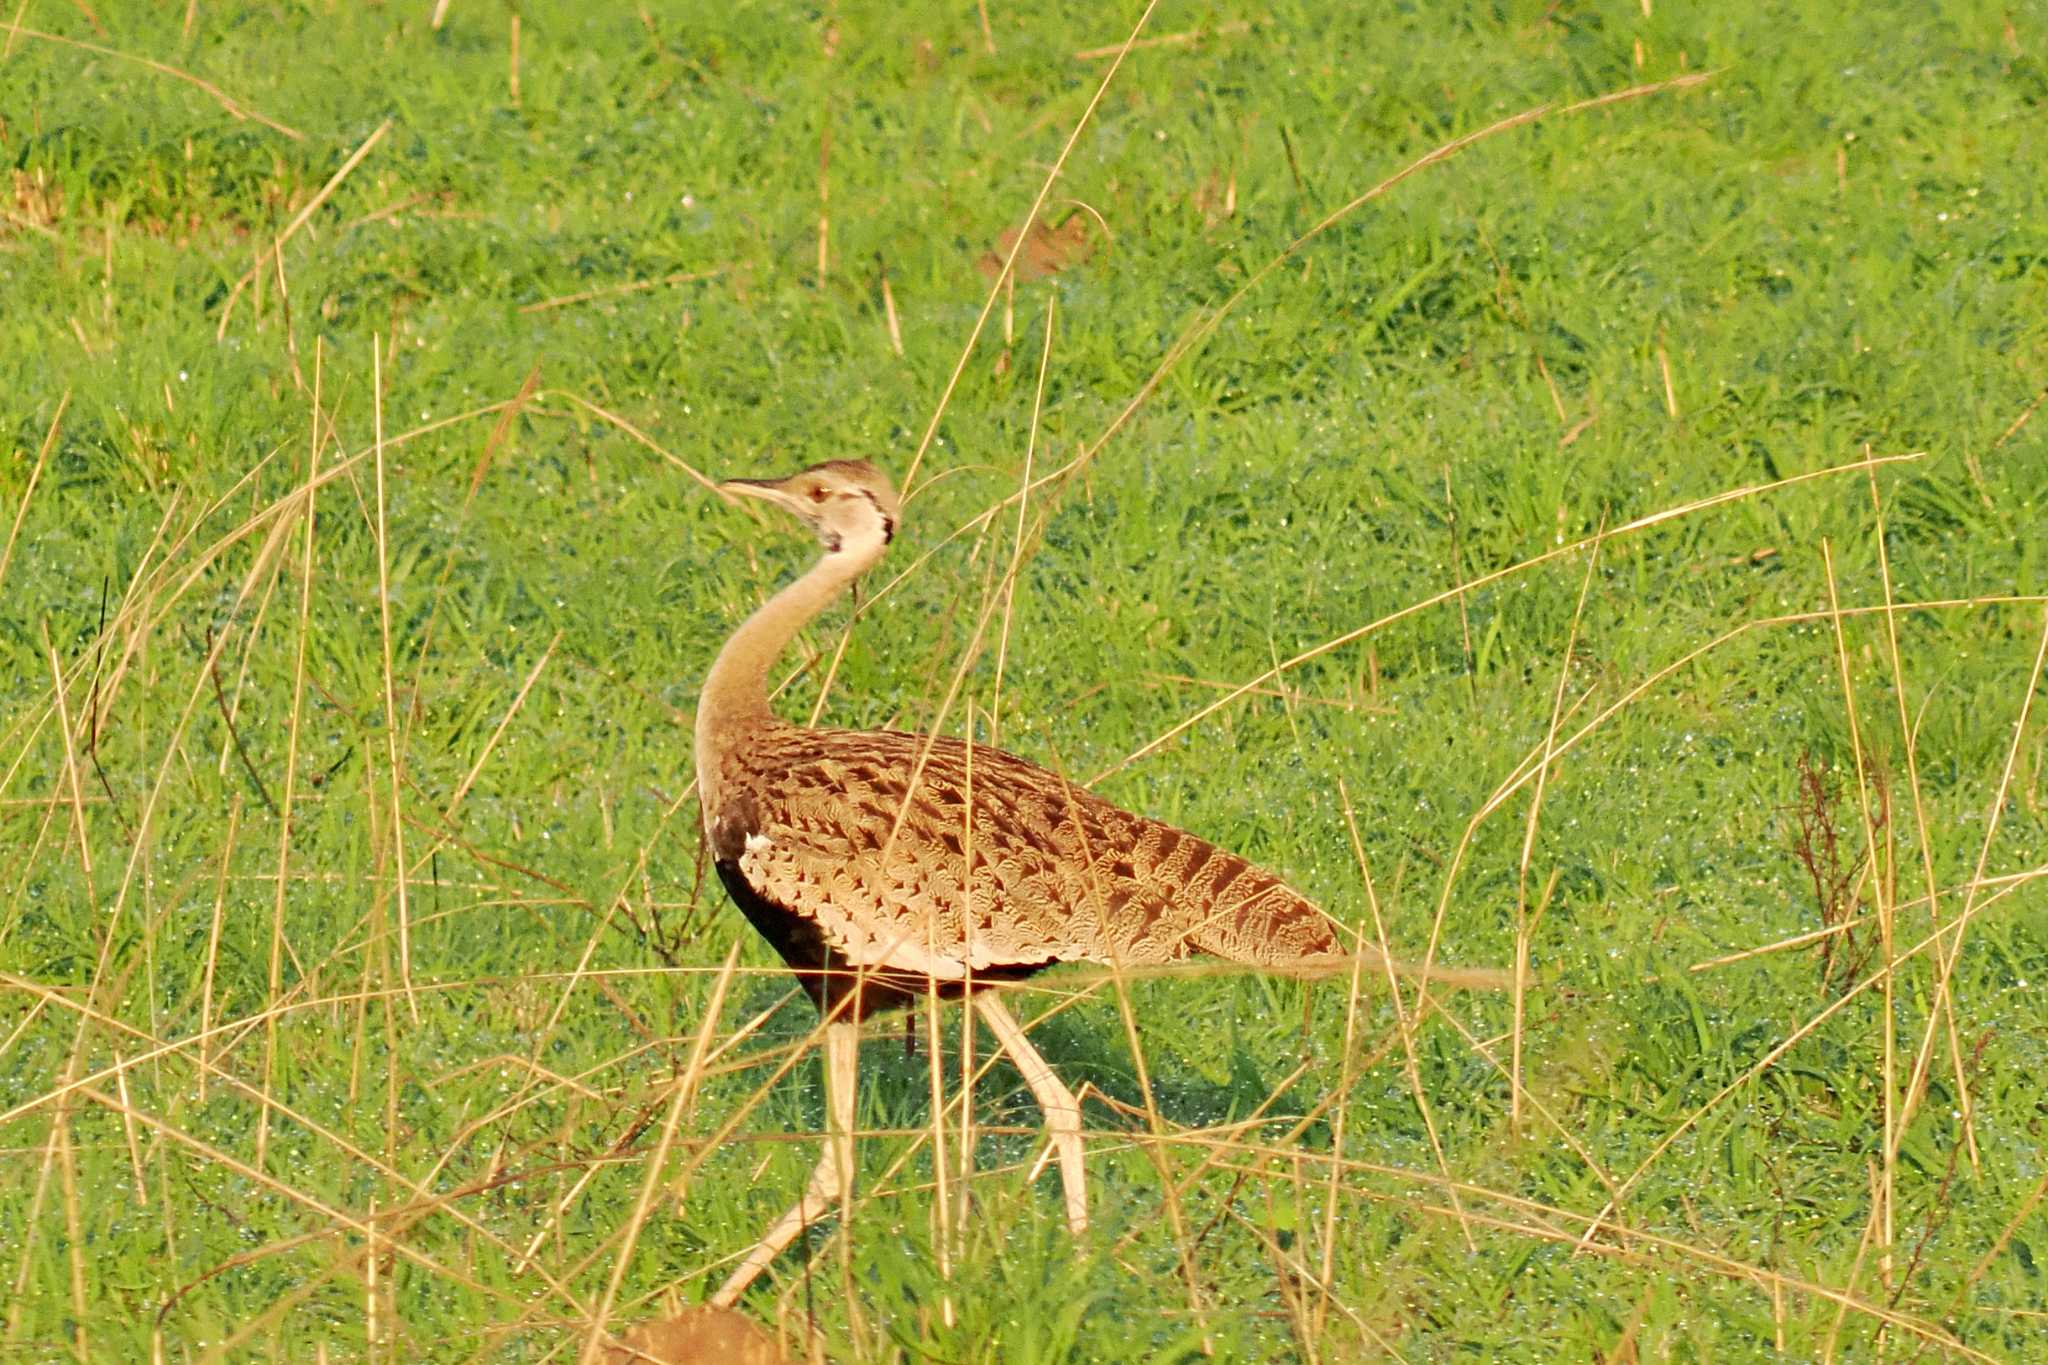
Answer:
top-left (719, 459), bottom-right (900, 557)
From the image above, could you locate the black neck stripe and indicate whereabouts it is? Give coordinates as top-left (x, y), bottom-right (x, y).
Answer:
top-left (859, 489), bottom-right (896, 544)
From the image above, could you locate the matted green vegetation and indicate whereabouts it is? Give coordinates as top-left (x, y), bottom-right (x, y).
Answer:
top-left (3, 1), bottom-right (2045, 1359)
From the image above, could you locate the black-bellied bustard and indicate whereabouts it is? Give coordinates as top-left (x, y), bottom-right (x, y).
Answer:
top-left (695, 458), bottom-right (1499, 1305)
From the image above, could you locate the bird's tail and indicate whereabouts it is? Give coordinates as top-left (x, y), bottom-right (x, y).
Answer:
top-left (1176, 884), bottom-right (1513, 991)
top-left (1058, 951), bottom-right (1513, 993)
top-left (1269, 946), bottom-right (1516, 993)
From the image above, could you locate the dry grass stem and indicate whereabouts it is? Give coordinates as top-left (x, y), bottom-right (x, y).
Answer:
top-left (1097, 446), bottom-right (1917, 785)
top-left (900, 0), bottom-right (1165, 493)
top-left (1864, 468), bottom-right (1982, 1178)
top-left (579, 945), bottom-right (741, 1363)
top-left (7, 15), bottom-right (2039, 1357)
top-left (1819, 538), bottom-right (1896, 1292)
top-left (1512, 522), bottom-right (1601, 1124)
top-left (215, 121), bottom-right (390, 338)
top-left (368, 340), bottom-right (417, 1020)
top-left (0, 393), bottom-right (65, 596)
top-left (1072, 19), bottom-right (1250, 60)
top-left (7, 24), bottom-right (303, 138)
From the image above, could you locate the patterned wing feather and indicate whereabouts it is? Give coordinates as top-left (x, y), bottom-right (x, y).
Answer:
top-left (706, 723), bottom-right (1343, 984)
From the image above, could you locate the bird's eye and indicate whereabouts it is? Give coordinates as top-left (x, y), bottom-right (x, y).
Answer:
top-left (810, 487), bottom-right (827, 502)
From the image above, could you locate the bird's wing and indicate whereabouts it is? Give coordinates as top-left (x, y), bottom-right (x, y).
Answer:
top-left (712, 725), bottom-right (1339, 978)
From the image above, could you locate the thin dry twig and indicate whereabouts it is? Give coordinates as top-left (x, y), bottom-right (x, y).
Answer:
top-left (1787, 750), bottom-right (1882, 994)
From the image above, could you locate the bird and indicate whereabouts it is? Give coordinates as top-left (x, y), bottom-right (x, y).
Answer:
top-left (694, 458), bottom-right (1501, 1306)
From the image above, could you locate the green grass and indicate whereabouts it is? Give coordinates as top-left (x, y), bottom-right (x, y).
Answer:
top-left (3, 0), bottom-right (2046, 1359)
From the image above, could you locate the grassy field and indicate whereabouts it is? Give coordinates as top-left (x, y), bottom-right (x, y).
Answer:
top-left (4, 0), bottom-right (2046, 1359)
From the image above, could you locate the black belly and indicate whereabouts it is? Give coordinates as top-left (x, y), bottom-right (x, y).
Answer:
top-left (715, 860), bottom-right (1051, 1020)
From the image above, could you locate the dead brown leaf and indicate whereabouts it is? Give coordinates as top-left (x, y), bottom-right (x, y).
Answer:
top-left (977, 212), bottom-right (1096, 282)
top-left (602, 1306), bottom-right (794, 1364)
top-left (1191, 168), bottom-right (1237, 228)
top-left (11, 170), bottom-right (65, 230)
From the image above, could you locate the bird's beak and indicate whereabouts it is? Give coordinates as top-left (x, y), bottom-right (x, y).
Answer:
top-left (719, 475), bottom-right (799, 511)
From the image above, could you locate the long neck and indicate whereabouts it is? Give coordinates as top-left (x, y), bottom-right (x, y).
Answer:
top-left (695, 538), bottom-right (882, 808)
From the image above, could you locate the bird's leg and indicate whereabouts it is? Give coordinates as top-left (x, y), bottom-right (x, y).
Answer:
top-left (974, 993), bottom-right (1088, 1235)
top-left (710, 1016), bottom-right (859, 1307)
